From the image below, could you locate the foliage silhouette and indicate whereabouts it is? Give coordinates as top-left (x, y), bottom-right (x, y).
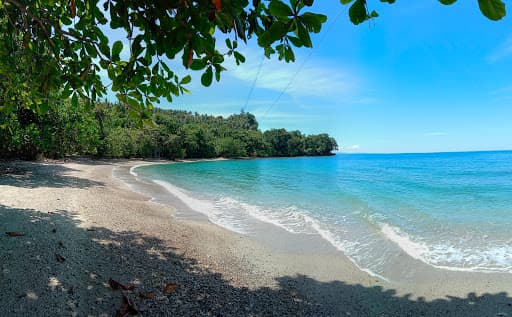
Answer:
top-left (0, 162), bottom-right (104, 188)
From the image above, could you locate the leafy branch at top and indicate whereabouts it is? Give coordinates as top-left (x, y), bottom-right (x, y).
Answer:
top-left (0, 0), bottom-right (507, 123)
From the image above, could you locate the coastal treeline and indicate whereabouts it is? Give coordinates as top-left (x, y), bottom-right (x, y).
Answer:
top-left (0, 102), bottom-right (338, 160)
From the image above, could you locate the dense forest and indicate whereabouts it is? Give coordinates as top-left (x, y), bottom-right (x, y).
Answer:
top-left (0, 102), bottom-right (338, 160)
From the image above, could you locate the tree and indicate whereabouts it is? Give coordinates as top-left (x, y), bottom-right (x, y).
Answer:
top-left (0, 101), bottom-right (100, 159)
top-left (264, 128), bottom-right (291, 156)
top-left (215, 136), bottom-right (248, 157)
top-left (0, 0), bottom-right (506, 121)
top-left (304, 133), bottom-right (338, 156)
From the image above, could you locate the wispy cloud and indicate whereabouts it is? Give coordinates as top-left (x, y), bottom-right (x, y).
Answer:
top-left (423, 132), bottom-right (446, 137)
top-left (487, 36), bottom-right (512, 63)
top-left (226, 48), bottom-right (358, 99)
top-left (339, 144), bottom-right (361, 152)
top-left (489, 85), bottom-right (512, 104)
top-left (490, 85), bottom-right (512, 95)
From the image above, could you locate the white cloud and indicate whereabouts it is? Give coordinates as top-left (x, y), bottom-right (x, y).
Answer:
top-left (339, 144), bottom-right (361, 152)
top-left (423, 132), bottom-right (446, 137)
top-left (487, 36), bottom-right (512, 63)
top-left (490, 85), bottom-right (512, 104)
top-left (226, 48), bottom-right (357, 99)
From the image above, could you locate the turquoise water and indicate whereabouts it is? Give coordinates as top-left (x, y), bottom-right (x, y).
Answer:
top-left (134, 151), bottom-right (512, 276)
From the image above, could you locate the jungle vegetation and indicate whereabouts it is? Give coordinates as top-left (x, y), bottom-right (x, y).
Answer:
top-left (0, 101), bottom-right (338, 160)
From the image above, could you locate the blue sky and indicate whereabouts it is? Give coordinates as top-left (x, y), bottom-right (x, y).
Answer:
top-left (105, 1), bottom-right (512, 153)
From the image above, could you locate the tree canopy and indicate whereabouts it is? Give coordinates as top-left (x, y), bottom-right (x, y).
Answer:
top-left (0, 102), bottom-right (338, 159)
top-left (0, 0), bottom-right (507, 121)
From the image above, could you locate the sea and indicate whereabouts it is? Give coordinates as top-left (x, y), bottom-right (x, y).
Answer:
top-left (127, 151), bottom-right (512, 279)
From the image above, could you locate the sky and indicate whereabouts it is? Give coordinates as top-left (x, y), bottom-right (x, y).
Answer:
top-left (105, 1), bottom-right (512, 153)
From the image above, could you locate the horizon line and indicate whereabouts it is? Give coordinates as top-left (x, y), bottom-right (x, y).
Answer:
top-left (336, 149), bottom-right (512, 155)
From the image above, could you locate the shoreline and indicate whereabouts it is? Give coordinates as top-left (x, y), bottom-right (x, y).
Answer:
top-left (128, 160), bottom-right (512, 279)
top-left (1, 159), bottom-right (512, 316)
top-left (125, 161), bottom-right (392, 281)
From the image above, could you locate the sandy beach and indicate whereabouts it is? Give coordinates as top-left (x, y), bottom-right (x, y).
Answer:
top-left (1, 159), bottom-right (512, 316)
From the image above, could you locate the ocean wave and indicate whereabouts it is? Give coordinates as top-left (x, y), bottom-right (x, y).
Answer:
top-left (380, 223), bottom-right (512, 273)
top-left (124, 167), bottom-right (512, 278)
top-left (216, 196), bottom-right (318, 235)
top-left (153, 180), bottom-right (249, 234)
top-left (129, 165), bottom-right (140, 177)
top-left (150, 179), bottom-right (390, 280)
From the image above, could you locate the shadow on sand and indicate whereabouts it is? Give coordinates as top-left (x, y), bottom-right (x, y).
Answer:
top-left (0, 162), bottom-right (104, 188)
top-left (1, 204), bottom-right (511, 316)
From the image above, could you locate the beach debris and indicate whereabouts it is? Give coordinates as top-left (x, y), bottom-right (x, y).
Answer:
top-left (58, 241), bottom-right (66, 248)
top-left (163, 283), bottom-right (178, 294)
top-left (5, 231), bottom-right (26, 237)
top-left (138, 291), bottom-right (156, 299)
top-left (116, 295), bottom-right (143, 317)
top-left (86, 228), bottom-right (96, 232)
top-left (51, 228), bottom-right (57, 233)
top-left (55, 253), bottom-right (66, 262)
top-left (109, 278), bottom-right (136, 291)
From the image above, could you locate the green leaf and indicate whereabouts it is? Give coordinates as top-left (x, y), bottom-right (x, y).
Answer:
top-left (38, 102), bottom-right (49, 115)
top-left (340, 0), bottom-right (353, 4)
top-left (349, 0), bottom-right (369, 25)
top-left (201, 67), bottom-right (213, 87)
top-left (99, 42), bottom-right (110, 58)
top-left (287, 35), bottom-right (302, 47)
top-left (233, 51), bottom-right (246, 64)
top-left (258, 21), bottom-right (289, 47)
top-left (169, 82), bottom-right (179, 96)
top-left (439, 0), bottom-right (457, 4)
top-left (225, 38), bottom-right (232, 49)
top-left (299, 13), bottom-right (327, 33)
top-left (112, 41), bottom-right (123, 58)
top-left (152, 63), bottom-right (159, 75)
top-left (190, 59), bottom-right (207, 70)
top-left (478, 0), bottom-right (506, 21)
top-left (297, 22), bottom-right (312, 47)
top-left (71, 93), bottom-right (78, 108)
top-left (284, 45), bottom-right (295, 62)
top-left (99, 59), bottom-right (109, 69)
top-left (85, 43), bottom-right (97, 58)
top-left (126, 96), bottom-right (140, 110)
top-left (212, 54), bottom-right (224, 64)
top-left (269, 0), bottom-right (293, 19)
top-left (180, 75), bottom-right (192, 85)
top-left (60, 16), bottom-right (72, 25)
top-left (161, 62), bottom-right (172, 75)
top-left (215, 67), bottom-right (221, 82)
top-left (61, 84), bottom-right (73, 99)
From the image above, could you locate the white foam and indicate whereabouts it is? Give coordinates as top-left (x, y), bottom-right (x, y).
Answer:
top-left (217, 197), bottom-right (391, 280)
top-left (153, 180), bottom-right (248, 234)
top-left (217, 196), bottom-right (316, 235)
top-left (380, 223), bottom-right (512, 273)
top-left (381, 223), bottom-right (430, 261)
top-left (151, 179), bottom-right (390, 280)
top-left (121, 164), bottom-right (512, 278)
top-left (308, 217), bottom-right (390, 282)
top-left (129, 165), bottom-right (142, 177)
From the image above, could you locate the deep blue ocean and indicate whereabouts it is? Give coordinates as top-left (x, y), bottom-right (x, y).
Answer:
top-left (134, 151), bottom-right (512, 277)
